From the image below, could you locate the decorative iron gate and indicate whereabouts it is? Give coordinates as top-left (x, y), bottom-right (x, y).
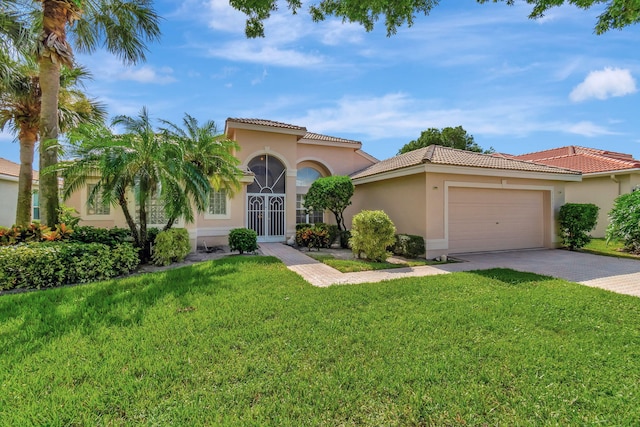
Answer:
top-left (246, 154), bottom-right (287, 242)
top-left (247, 194), bottom-right (285, 241)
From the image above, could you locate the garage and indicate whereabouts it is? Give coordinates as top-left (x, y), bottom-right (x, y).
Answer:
top-left (448, 187), bottom-right (545, 254)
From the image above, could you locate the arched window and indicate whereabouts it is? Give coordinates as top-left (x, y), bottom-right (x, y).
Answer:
top-left (247, 155), bottom-right (286, 194)
top-left (296, 167), bottom-right (324, 224)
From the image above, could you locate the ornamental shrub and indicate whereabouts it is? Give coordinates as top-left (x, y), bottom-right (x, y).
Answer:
top-left (296, 224), bottom-right (331, 251)
top-left (350, 210), bottom-right (396, 262)
top-left (71, 226), bottom-right (131, 247)
top-left (229, 228), bottom-right (258, 254)
top-left (558, 203), bottom-right (599, 250)
top-left (0, 242), bottom-right (139, 290)
top-left (152, 228), bottom-right (191, 266)
top-left (607, 191), bottom-right (640, 253)
top-left (340, 230), bottom-right (351, 249)
top-left (390, 234), bottom-right (426, 258)
top-left (327, 224), bottom-right (340, 246)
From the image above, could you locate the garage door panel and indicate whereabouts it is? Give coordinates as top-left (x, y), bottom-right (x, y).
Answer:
top-left (448, 188), bottom-right (544, 253)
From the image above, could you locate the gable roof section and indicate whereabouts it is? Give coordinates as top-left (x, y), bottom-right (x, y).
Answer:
top-left (0, 157), bottom-right (39, 180)
top-left (226, 118), bottom-right (307, 131)
top-left (350, 145), bottom-right (580, 180)
top-left (511, 146), bottom-right (640, 174)
top-left (301, 132), bottom-right (360, 145)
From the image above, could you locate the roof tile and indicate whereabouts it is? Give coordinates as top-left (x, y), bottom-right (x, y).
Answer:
top-left (226, 118), bottom-right (307, 131)
top-left (511, 145), bottom-right (640, 174)
top-left (301, 132), bottom-right (361, 145)
top-left (0, 157), bottom-right (39, 179)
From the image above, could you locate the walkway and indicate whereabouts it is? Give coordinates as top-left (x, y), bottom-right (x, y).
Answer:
top-left (260, 243), bottom-right (640, 297)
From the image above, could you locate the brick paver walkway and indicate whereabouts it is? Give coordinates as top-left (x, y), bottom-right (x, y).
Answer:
top-left (260, 243), bottom-right (640, 297)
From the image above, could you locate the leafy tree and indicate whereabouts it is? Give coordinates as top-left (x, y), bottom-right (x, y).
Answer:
top-left (229, 0), bottom-right (638, 38)
top-left (303, 175), bottom-right (354, 232)
top-left (397, 126), bottom-right (493, 155)
top-left (33, 0), bottom-right (161, 226)
top-left (0, 53), bottom-right (105, 227)
top-left (59, 108), bottom-right (242, 262)
top-left (606, 191), bottom-right (640, 254)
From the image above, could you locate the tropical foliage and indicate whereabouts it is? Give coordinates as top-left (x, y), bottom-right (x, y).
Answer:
top-left (59, 108), bottom-right (242, 261)
top-left (606, 191), bottom-right (640, 254)
top-left (398, 126), bottom-right (492, 155)
top-left (303, 175), bottom-right (354, 232)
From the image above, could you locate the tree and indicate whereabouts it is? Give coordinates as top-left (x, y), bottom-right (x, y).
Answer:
top-left (60, 108), bottom-right (242, 262)
top-left (397, 126), bottom-right (493, 155)
top-left (0, 55), bottom-right (105, 227)
top-left (303, 175), bottom-right (354, 232)
top-left (36, 0), bottom-right (161, 227)
top-left (229, 0), bottom-right (639, 38)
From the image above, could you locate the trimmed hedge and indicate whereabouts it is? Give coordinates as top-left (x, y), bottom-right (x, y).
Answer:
top-left (0, 242), bottom-right (139, 291)
top-left (152, 228), bottom-right (191, 266)
top-left (229, 228), bottom-right (258, 254)
top-left (559, 203), bottom-right (599, 250)
top-left (390, 234), bottom-right (425, 258)
top-left (70, 226), bottom-right (132, 247)
top-left (350, 210), bottom-right (396, 262)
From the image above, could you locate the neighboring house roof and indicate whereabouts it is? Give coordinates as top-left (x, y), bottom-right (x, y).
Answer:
top-left (350, 145), bottom-right (580, 180)
top-left (302, 132), bottom-right (360, 145)
top-left (509, 146), bottom-right (640, 174)
top-left (0, 157), bottom-right (39, 180)
top-left (226, 118), bottom-right (307, 131)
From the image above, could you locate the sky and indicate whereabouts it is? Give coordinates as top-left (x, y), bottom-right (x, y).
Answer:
top-left (1, 0), bottom-right (639, 165)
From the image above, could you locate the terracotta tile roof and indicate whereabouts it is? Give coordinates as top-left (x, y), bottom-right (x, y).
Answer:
top-left (350, 145), bottom-right (580, 179)
top-left (511, 145), bottom-right (640, 174)
top-left (226, 118), bottom-right (307, 131)
top-left (0, 157), bottom-right (39, 180)
top-left (301, 132), bottom-right (361, 145)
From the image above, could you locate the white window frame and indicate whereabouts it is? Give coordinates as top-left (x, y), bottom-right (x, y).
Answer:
top-left (205, 189), bottom-right (231, 220)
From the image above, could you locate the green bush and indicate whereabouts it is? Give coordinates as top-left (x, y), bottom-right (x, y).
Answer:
top-left (296, 225), bottom-right (331, 251)
top-left (327, 224), bottom-right (340, 246)
top-left (229, 228), bottom-right (258, 254)
top-left (0, 242), bottom-right (139, 290)
top-left (350, 210), bottom-right (396, 262)
top-left (340, 230), bottom-right (351, 249)
top-left (71, 226), bottom-right (132, 247)
top-left (607, 191), bottom-right (640, 253)
top-left (296, 223), bottom-right (312, 231)
top-left (152, 228), bottom-right (191, 266)
top-left (559, 203), bottom-right (599, 250)
top-left (0, 223), bottom-right (54, 246)
top-left (390, 234), bottom-right (425, 258)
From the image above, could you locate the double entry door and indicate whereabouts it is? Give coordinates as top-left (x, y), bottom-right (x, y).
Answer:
top-left (247, 194), bottom-right (285, 242)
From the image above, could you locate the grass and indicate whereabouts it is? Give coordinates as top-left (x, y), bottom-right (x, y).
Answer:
top-left (307, 252), bottom-right (441, 273)
top-left (2, 257), bottom-right (640, 425)
top-left (582, 238), bottom-right (640, 260)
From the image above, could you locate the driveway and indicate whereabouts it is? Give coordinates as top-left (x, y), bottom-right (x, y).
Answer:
top-left (438, 249), bottom-right (640, 297)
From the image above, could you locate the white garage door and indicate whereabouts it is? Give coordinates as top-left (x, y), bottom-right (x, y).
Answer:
top-left (448, 188), bottom-right (544, 254)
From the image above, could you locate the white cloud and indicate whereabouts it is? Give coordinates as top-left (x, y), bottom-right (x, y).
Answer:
top-left (208, 43), bottom-right (324, 67)
top-left (570, 67), bottom-right (637, 102)
top-left (79, 52), bottom-right (176, 84)
top-left (118, 66), bottom-right (176, 84)
top-left (564, 121), bottom-right (618, 137)
top-left (251, 68), bottom-right (268, 85)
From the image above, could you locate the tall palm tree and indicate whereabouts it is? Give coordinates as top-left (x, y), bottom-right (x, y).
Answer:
top-left (0, 55), bottom-right (106, 227)
top-left (37, 0), bottom-right (161, 226)
top-left (60, 108), bottom-right (242, 262)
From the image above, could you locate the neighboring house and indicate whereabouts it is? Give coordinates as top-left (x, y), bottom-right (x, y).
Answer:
top-left (349, 145), bottom-right (581, 258)
top-left (67, 119), bottom-right (583, 258)
top-left (510, 146), bottom-right (640, 238)
top-left (0, 157), bottom-right (39, 227)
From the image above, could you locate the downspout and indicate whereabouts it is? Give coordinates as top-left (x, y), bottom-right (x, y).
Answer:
top-left (610, 174), bottom-right (620, 195)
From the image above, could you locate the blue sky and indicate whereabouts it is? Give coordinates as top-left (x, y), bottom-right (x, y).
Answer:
top-left (1, 0), bottom-right (639, 165)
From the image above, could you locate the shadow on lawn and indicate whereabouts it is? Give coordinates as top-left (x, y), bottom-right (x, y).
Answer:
top-left (467, 268), bottom-right (554, 284)
top-left (0, 256), bottom-right (283, 357)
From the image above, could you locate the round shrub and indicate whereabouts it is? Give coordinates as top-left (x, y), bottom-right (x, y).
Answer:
top-left (558, 203), bottom-right (599, 250)
top-left (229, 228), bottom-right (258, 254)
top-left (350, 210), bottom-right (396, 262)
top-left (152, 228), bottom-right (191, 266)
top-left (607, 191), bottom-right (640, 253)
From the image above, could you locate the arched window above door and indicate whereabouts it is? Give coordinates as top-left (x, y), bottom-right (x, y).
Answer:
top-left (296, 167), bottom-right (322, 187)
top-left (247, 154), bottom-right (286, 194)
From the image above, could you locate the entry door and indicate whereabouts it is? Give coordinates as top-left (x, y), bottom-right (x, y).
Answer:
top-left (247, 194), bottom-right (286, 242)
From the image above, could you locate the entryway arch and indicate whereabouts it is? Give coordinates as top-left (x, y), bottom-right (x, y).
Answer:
top-left (246, 154), bottom-right (286, 242)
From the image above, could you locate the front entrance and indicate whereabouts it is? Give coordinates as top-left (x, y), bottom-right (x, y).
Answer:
top-left (246, 154), bottom-right (287, 242)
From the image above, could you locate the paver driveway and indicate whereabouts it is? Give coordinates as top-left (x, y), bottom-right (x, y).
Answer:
top-left (261, 244), bottom-right (640, 297)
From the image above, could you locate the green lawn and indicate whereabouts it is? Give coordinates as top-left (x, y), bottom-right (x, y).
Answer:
top-left (582, 238), bottom-right (640, 260)
top-left (2, 256), bottom-right (640, 425)
top-left (307, 252), bottom-right (440, 272)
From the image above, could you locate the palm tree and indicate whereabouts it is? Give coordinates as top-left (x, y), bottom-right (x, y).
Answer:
top-left (60, 108), bottom-right (242, 262)
top-left (37, 0), bottom-right (161, 226)
top-left (0, 55), bottom-right (106, 227)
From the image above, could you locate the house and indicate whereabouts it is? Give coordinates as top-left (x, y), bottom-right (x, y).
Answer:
top-left (0, 157), bottom-right (39, 227)
top-left (67, 119), bottom-right (583, 258)
top-left (349, 145), bottom-right (581, 258)
top-left (510, 146), bottom-right (640, 238)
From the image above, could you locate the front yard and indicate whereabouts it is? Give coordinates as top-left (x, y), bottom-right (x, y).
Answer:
top-left (2, 256), bottom-right (640, 425)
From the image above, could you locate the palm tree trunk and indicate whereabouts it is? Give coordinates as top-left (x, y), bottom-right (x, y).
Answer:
top-left (118, 190), bottom-right (140, 247)
top-left (15, 126), bottom-right (38, 227)
top-left (39, 0), bottom-right (72, 226)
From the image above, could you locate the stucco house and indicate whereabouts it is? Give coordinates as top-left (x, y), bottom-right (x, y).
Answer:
top-left (67, 118), bottom-right (583, 258)
top-left (0, 157), bottom-right (39, 227)
top-left (510, 146), bottom-right (640, 238)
